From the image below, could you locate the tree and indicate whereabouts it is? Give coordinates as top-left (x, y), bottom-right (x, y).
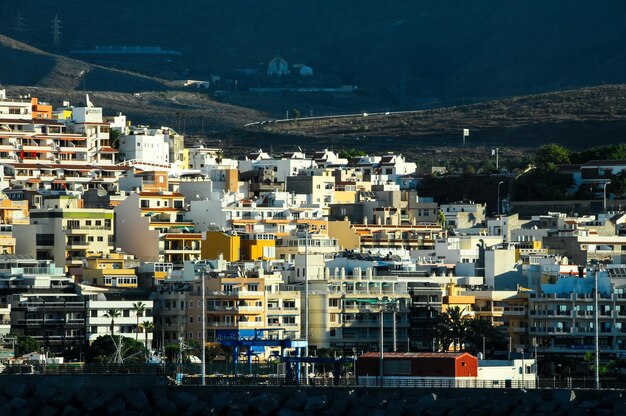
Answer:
top-left (132, 302), bottom-right (147, 342)
top-left (610, 170), bottom-right (626, 199)
top-left (435, 306), bottom-right (471, 352)
top-left (110, 129), bottom-right (123, 149)
top-left (215, 149), bottom-right (224, 165)
top-left (86, 335), bottom-right (147, 364)
top-left (290, 108), bottom-right (301, 119)
top-left (103, 309), bottom-right (121, 335)
top-left (140, 321), bottom-right (154, 349)
top-left (464, 318), bottom-right (505, 355)
top-left (10, 334), bottom-right (40, 357)
top-left (535, 144), bottom-right (570, 171)
top-left (437, 209), bottom-right (446, 227)
top-left (338, 148), bottom-right (366, 159)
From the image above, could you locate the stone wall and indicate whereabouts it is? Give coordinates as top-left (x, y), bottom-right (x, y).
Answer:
top-left (0, 375), bottom-right (624, 415)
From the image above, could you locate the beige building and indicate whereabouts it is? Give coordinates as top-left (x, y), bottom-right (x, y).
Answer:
top-left (306, 267), bottom-right (411, 351)
top-left (14, 195), bottom-right (114, 271)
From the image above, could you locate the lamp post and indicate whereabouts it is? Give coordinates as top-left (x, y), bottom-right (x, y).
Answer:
top-left (303, 224), bottom-right (310, 383)
top-left (533, 337), bottom-right (538, 387)
top-left (592, 263), bottom-right (600, 389)
top-left (497, 181), bottom-right (504, 216)
top-left (603, 181), bottom-right (610, 213)
top-left (201, 270), bottom-right (206, 386)
top-left (379, 307), bottom-right (384, 386)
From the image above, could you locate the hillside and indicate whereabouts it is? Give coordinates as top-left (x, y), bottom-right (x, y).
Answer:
top-left (2, 1), bottom-right (626, 113)
top-left (0, 34), bottom-right (172, 92)
top-left (211, 85), bottom-right (626, 162)
top-left (6, 86), bottom-right (267, 135)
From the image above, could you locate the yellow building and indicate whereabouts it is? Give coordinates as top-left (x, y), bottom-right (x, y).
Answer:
top-left (202, 231), bottom-right (241, 262)
top-left (328, 219), bottom-right (361, 251)
top-left (334, 181), bottom-right (358, 204)
top-left (0, 225), bottom-right (15, 254)
top-left (0, 197), bottom-right (29, 225)
top-left (442, 282), bottom-right (475, 317)
top-left (83, 252), bottom-right (138, 288)
top-left (163, 233), bottom-right (202, 266)
top-left (240, 233), bottom-right (275, 261)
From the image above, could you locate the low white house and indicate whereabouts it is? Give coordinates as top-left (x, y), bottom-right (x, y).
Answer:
top-left (478, 358), bottom-right (537, 388)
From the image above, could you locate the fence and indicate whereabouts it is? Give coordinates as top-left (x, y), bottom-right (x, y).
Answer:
top-left (3, 364), bottom-right (626, 389)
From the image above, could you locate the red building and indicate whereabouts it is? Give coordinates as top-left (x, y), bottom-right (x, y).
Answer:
top-left (356, 352), bottom-right (478, 379)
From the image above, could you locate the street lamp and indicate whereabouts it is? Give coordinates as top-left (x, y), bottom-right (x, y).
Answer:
top-left (201, 270), bottom-right (206, 386)
top-left (377, 299), bottom-right (399, 386)
top-left (603, 181), bottom-right (610, 213)
top-left (303, 224), bottom-right (310, 383)
top-left (497, 181), bottom-right (504, 216)
top-left (591, 261), bottom-right (601, 389)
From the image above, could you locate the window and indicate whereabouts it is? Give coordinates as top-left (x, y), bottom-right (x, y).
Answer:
top-left (91, 310), bottom-right (98, 317)
top-left (189, 317), bottom-right (194, 323)
top-left (123, 310), bottom-right (130, 317)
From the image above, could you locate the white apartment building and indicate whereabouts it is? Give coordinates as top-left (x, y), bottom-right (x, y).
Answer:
top-left (86, 298), bottom-right (154, 345)
top-left (0, 89), bottom-right (31, 120)
top-left (118, 127), bottom-right (171, 165)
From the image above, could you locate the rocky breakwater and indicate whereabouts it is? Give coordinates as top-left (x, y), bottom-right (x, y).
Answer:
top-left (0, 376), bottom-right (625, 415)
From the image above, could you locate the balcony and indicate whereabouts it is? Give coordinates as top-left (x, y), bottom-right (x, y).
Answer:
top-left (237, 321), bottom-right (264, 328)
top-left (237, 305), bottom-right (264, 313)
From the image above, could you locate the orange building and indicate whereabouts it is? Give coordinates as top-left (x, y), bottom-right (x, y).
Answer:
top-left (31, 98), bottom-right (53, 119)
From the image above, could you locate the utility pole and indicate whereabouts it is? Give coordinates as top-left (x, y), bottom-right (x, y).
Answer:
top-left (379, 308), bottom-right (384, 386)
top-left (303, 224), bottom-right (309, 383)
top-left (201, 271), bottom-right (206, 386)
top-left (51, 14), bottom-right (62, 50)
top-left (593, 263), bottom-right (600, 389)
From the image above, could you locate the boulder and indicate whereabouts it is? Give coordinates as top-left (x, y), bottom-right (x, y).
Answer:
top-left (34, 384), bottom-right (57, 401)
top-left (39, 404), bottom-right (60, 416)
top-left (6, 384), bottom-right (28, 399)
top-left (61, 406), bottom-right (82, 416)
top-left (419, 393), bottom-right (438, 407)
top-left (252, 393), bottom-right (281, 416)
top-left (283, 390), bottom-right (308, 410)
top-left (9, 397), bottom-right (28, 411)
top-left (124, 389), bottom-right (150, 412)
top-left (303, 395), bottom-right (329, 412)
top-left (81, 398), bottom-right (105, 414)
top-left (153, 396), bottom-right (178, 416)
top-left (173, 391), bottom-right (198, 410)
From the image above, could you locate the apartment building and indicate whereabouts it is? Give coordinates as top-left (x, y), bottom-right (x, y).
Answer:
top-left (286, 168), bottom-right (335, 216)
top-left (529, 266), bottom-right (626, 358)
top-left (351, 223), bottom-right (446, 251)
top-left (85, 294), bottom-right (153, 346)
top-left (13, 195), bottom-right (115, 271)
top-left (307, 267), bottom-right (411, 351)
top-left (115, 191), bottom-right (200, 266)
top-left (82, 252), bottom-right (140, 288)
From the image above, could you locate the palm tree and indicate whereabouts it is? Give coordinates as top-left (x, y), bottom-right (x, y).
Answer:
top-left (132, 302), bottom-right (147, 342)
top-left (103, 309), bottom-right (121, 335)
top-left (465, 318), bottom-right (505, 356)
top-left (435, 306), bottom-right (470, 352)
top-left (215, 149), bottom-right (224, 165)
top-left (140, 321), bottom-right (154, 349)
